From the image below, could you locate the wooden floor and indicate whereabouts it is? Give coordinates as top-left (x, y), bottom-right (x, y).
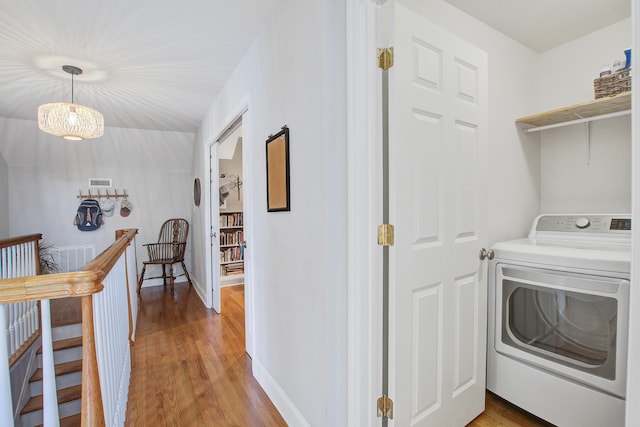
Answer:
top-left (468, 393), bottom-right (555, 427)
top-left (124, 282), bottom-right (552, 427)
top-left (125, 283), bottom-right (287, 427)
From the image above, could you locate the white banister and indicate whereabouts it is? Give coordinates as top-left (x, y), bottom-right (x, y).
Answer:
top-left (1, 240), bottom-right (40, 359)
top-left (40, 300), bottom-right (60, 427)
top-left (50, 244), bottom-right (96, 273)
top-left (93, 245), bottom-right (134, 426)
top-left (0, 234), bottom-right (42, 426)
top-left (0, 305), bottom-right (14, 426)
top-left (1, 230), bottom-right (137, 426)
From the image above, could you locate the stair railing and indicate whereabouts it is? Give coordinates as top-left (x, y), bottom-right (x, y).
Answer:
top-left (0, 229), bottom-right (138, 427)
top-left (0, 234), bottom-right (42, 426)
top-left (0, 234), bottom-right (42, 365)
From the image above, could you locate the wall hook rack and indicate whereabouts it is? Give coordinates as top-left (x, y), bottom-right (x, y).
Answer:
top-left (77, 189), bottom-right (129, 200)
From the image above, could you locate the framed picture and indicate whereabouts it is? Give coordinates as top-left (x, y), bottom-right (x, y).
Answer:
top-left (266, 126), bottom-right (290, 212)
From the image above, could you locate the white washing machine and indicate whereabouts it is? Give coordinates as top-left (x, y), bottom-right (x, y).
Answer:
top-left (487, 214), bottom-right (630, 427)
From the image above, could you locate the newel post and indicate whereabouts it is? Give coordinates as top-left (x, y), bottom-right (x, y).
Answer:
top-left (81, 295), bottom-right (106, 427)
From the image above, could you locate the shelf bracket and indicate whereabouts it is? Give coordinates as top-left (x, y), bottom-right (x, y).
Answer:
top-left (573, 113), bottom-right (592, 166)
top-left (585, 119), bottom-right (592, 166)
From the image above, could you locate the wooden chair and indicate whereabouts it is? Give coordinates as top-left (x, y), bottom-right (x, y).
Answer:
top-left (138, 218), bottom-right (193, 295)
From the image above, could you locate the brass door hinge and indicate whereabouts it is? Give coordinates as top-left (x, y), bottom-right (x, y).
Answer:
top-left (378, 224), bottom-right (395, 246)
top-left (377, 47), bottom-right (394, 70)
top-left (377, 395), bottom-right (394, 419)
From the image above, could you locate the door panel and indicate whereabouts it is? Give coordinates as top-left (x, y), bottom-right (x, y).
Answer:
top-left (454, 121), bottom-right (480, 240)
top-left (410, 110), bottom-right (442, 245)
top-left (453, 274), bottom-right (478, 394)
top-left (411, 282), bottom-right (442, 418)
top-left (390, 5), bottom-right (488, 426)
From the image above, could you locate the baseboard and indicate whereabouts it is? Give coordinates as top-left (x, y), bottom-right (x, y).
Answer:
top-left (191, 278), bottom-right (207, 306)
top-left (252, 358), bottom-right (310, 427)
top-left (139, 275), bottom-right (191, 289)
top-left (139, 278), bottom-right (162, 288)
top-left (138, 264), bottom-right (188, 289)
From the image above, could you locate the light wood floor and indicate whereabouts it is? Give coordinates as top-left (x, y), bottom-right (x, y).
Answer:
top-left (468, 393), bottom-right (554, 426)
top-left (125, 283), bottom-right (287, 427)
top-left (124, 282), bottom-right (552, 427)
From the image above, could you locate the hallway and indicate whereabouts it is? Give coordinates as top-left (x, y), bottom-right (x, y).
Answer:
top-left (125, 283), bottom-right (286, 426)
top-left (123, 282), bottom-right (550, 427)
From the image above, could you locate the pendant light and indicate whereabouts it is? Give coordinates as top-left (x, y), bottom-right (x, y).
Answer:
top-left (38, 65), bottom-right (104, 140)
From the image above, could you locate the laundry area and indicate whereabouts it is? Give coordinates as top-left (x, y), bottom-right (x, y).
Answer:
top-left (373, 1), bottom-right (635, 426)
top-left (487, 214), bottom-right (630, 426)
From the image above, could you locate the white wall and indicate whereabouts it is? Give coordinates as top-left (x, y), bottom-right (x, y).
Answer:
top-left (0, 117), bottom-right (195, 276)
top-left (540, 116), bottom-right (631, 213)
top-left (0, 151), bottom-right (8, 238)
top-left (219, 136), bottom-right (243, 213)
top-left (626, 3), bottom-right (639, 425)
top-left (190, 126), bottom-right (208, 300)
top-left (399, 0), bottom-right (542, 244)
top-left (537, 19), bottom-right (631, 111)
top-left (192, 0), bottom-right (347, 425)
top-left (538, 19), bottom-right (632, 214)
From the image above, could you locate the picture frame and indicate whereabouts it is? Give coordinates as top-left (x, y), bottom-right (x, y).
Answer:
top-left (265, 126), bottom-right (290, 212)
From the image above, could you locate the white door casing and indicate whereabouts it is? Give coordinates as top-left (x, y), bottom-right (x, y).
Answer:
top-left (209, 142), bottom-right (222, 313)
top-left (389, 5), bottom-right (488, 426)
top-left (208, 107), bottom-right (254, 357)
top-left (628, 1), bottom-right (640, 425)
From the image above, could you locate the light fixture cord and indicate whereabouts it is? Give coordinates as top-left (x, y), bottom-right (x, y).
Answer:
top-left (71, 72), bottom-right (74, 103)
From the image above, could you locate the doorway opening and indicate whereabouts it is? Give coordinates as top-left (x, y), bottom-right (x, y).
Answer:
top-left (209, 115), bottom-right (254, 358)
top-left (209, 108), bottom-right (254, 357)
top-left (218, 123), bottom-right (245, 289)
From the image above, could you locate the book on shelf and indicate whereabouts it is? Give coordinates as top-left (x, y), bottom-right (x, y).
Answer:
top-left (220, 246), bottom-right (244, 263)
top-left (219, 230), bottom-right (244, 246)
top-left (219, 212), bottom-right (243, 228)
top-left (221, 263), bottom-right (244, 276)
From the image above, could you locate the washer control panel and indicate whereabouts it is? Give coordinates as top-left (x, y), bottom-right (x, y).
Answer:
top-left (575, 217), bottom-right (591, 229)
top-left (535, 214), bottom-right (631, 233)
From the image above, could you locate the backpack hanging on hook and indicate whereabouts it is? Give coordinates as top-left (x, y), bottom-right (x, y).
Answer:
top-left (73, 199), bottom-right (104, 231)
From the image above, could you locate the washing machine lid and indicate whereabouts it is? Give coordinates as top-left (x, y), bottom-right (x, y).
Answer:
top-left (493, 214), bottom-right (631, 273)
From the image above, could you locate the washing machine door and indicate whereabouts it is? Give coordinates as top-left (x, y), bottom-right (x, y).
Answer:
top-left (494, 263), bottom-right (629, 398)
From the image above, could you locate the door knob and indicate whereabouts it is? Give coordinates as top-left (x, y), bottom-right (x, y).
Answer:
top-left (480, 248), bottom-right (494, 261)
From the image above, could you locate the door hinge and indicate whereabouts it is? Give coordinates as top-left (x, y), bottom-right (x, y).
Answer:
top-left (377, 47), bottom-right (394, 70)
top-left (378, 224), bottom-right (395, 246)
top-left (377, 395), bottom-right (394, 419)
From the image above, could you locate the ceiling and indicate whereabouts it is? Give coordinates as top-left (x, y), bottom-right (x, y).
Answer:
top-left (0, 1), bottom-right (631, 135)
top-left (0, 0), bottom-right (279, 134)
top-left (444, 0), bottom-right (630, 53)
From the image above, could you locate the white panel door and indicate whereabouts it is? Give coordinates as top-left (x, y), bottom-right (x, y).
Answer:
top-left (389, 5), bottom-right (488, 426)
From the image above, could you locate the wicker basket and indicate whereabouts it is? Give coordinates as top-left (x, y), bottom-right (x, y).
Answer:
top-left (594, 69), bottom-right (631, 99)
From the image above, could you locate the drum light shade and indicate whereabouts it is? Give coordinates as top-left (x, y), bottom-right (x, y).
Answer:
top-left (38, 65), bottom-right (104, 140)
top-left (38, 102), bottom-right (104, 140)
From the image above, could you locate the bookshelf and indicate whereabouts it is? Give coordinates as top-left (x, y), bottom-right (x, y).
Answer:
top-left (219, 211), bottom-right (244, 285)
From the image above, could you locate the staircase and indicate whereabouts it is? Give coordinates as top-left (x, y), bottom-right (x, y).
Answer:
top-left (1, 234), bottom-right (136, 427)
top-left (20, 300), bottom-right (83, 427)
